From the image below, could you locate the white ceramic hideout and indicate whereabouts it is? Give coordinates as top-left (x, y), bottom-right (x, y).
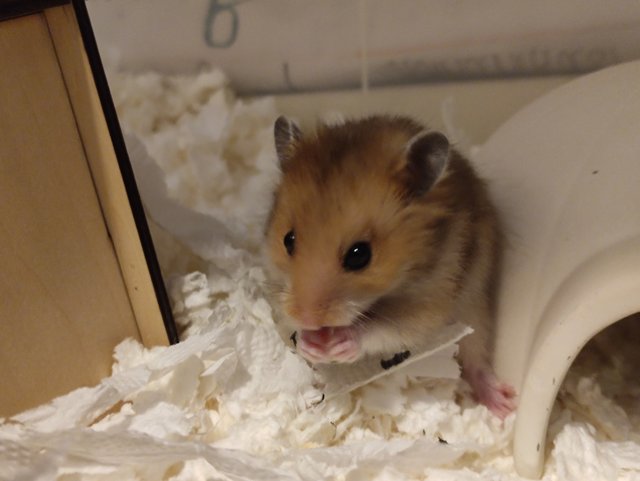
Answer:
top-left (475, 60), bottom-right (640, 478)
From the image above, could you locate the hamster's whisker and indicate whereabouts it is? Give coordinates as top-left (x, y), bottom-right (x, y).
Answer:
top-left (260, 280), bottom-right (282, 290)
top-left (365, 307), bottom-right (404, 329)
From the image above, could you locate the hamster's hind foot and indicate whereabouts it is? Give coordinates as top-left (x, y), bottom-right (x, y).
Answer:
top-left (465, 367), bottom-right (517, 420)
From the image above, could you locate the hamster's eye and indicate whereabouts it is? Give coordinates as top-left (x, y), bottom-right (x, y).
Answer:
top-left (343, 242), bottom-right (371, 271)
top-left (284, 230), bottom-right (295, 256)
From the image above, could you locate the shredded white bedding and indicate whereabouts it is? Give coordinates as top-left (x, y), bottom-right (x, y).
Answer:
top-left (1, 69), bottom-right (639, 481)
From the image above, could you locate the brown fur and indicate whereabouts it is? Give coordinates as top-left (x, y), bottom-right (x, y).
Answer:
top-left (265, 115), bottom-right (502, 373)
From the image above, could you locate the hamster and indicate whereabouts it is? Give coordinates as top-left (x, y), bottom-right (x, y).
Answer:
top-left (264, 114), bottom-right (516, 418)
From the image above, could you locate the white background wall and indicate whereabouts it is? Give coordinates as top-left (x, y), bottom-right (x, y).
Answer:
top-left (87, 0), bottom-right (640, 94)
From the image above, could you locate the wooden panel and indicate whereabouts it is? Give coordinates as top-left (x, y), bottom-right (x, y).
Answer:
top-left (0, 0), bottom-right (68, 22)
top-left (44, 4), bottom-right (170, 347)
top-left (0, 13), bottom-right (141, 416)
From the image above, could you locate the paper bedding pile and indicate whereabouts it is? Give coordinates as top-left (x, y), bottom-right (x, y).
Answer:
top-left (2, 69), bottom-right (640, 481)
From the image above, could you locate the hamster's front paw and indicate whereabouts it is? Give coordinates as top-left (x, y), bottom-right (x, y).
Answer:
top-left (298, 326), bottom-right (362, 364)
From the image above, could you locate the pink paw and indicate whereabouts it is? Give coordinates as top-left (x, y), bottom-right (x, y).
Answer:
top-left (466, 369), bottom-right (517, 420)
top-left (298, 326), bottom-right (361, 364)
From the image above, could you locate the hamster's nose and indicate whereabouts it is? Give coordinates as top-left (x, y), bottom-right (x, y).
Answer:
top-left (289, 303), bottom-right (325, 329)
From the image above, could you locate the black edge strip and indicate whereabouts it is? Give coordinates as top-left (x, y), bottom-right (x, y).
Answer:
top-left (72, 0), bottom-right (179, 344)
top-left (0, 0), bottom-right (69, 21)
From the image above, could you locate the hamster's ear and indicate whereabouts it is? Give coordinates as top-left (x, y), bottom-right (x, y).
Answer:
top-left (274, 116), bottom-right (302, 170)
top-left (403, 131), bottom-right (449, 196)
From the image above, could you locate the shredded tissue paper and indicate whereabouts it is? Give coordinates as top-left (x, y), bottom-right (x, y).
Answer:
top-left (1, 69), bottom-right (639, 481)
